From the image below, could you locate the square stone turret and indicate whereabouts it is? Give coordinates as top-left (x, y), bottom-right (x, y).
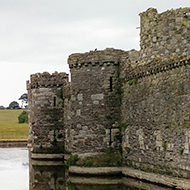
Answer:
top-left (27, 72), bottom-right (69, 156)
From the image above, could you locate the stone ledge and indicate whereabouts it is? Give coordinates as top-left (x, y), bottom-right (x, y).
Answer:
top-left (122, 167), bottom-right (190, 190)
top-left (69, 166), bottom-right (190, 189)
top-left (69, 176), bottom-right (122, 185)
top-left (0, 140), bottom-right (27, 148)
top-left (30, 159), bottom-right (65, 166)
top-left (68, 176), bottom-right (170, 189)
top-left (31, 153), bottom-right (64, 160)
top-left (69, 166), bottom-right (122, 176)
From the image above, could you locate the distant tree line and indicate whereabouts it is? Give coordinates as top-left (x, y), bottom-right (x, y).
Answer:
top-left (0, 93), bottom-right (28, 110)
top-left (0, 93), bottom-right (29, 124)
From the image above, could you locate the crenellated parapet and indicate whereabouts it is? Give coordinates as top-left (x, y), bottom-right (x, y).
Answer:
top-left (68, 48), bottom-right (129, 68)
top-left (126, 56), bottom-right (190, 81)
top-left (27, 71), bottom-right (69, 90)
top-left (140, 7), bottom-right (190, 64)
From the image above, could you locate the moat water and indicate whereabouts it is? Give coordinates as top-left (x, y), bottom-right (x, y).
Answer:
top-left (0, 148), bottom-right (29, 190)
top-left (0, 148), bottom-right (173, 190)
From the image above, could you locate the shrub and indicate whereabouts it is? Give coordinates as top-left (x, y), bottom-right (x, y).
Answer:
top-left (82, 158), bottom-right (93, 167)
top-left (66, 154), bottom-right (79, 166)
top-left (18, 110), bottom-right (28, 123)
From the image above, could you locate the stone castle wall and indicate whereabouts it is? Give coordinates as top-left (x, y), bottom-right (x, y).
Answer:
top-left (27, 6), bottom-right (190, 183)
top-left (27, 72), bottom-right (69, 154)
top-left (140, 7), bottom-right (190, 64)
top-left (122, 56), bottom-right (190, 178)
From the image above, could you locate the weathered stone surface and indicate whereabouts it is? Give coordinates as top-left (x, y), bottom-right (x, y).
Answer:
top-left (66, 49), bottom-right (126, 154)
top-left (27, 6), bottom-right (190, 186)
top-left (29, 158), bottom-right (66, 190)
top-left (139, 7), bottom-right (190, 64)
top-left (122, 58), bottom-right (190, 179)
top-left (27, 72), bottom-right (70, 154)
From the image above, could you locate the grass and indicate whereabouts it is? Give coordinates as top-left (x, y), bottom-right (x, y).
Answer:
top-left (0, 109), bottom-right (28, 141)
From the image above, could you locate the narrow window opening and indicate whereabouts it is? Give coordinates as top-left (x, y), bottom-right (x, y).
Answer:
top-left (109, 127), bottom-right (112, 146)
top-left (110, 77), bottom-right (113, 92)
top-left (53, 97), bottom-right (56, 107)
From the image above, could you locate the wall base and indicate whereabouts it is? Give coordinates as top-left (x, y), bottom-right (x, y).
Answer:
top-left (69, 166), bottom-right (122, 176)
top-left (69, 166), bottom-right (190, 189)
top-left (122, 167), bottom-right (190, 190)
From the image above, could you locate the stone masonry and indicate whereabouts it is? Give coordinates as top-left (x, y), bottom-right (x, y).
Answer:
top-left (139, 7), bottom-right (190, 64)
top-left (27, 7), bottom-right (190, 182)
top-left (65, 48), bottom-right (129, 154)
top-left (27, 72), bottom-right (69, 154)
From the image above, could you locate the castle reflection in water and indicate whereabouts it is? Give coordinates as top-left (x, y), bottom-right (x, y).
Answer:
top-left (29, 157), bottom-right (172, 190)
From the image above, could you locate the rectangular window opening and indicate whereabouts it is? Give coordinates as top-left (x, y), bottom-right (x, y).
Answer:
top-left (110, 77), bottom-right (113, 92)
top-left (53, 97), bottom-right (56, 107)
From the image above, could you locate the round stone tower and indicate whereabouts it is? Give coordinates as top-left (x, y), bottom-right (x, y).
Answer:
top-left (66, 48), bottom-right (128, 156)
top-left (27, 71), bottom-right (69, 157)
top-left (139, 7), bottom-right (190, 64)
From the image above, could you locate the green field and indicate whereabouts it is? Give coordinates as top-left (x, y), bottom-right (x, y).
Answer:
top-left (0, 110), bottom-right (28, 140)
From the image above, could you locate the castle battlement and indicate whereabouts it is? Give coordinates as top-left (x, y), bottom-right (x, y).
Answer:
top-left (27, 71), bottom-right (69, 89)
top-left (126, 56), bottom-right (190, 81)
top-left (68, 48), bottom-right (129, 68)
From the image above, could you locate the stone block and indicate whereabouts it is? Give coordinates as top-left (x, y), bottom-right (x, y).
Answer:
top-left (91, 93), bottom-right (104, 101)
top-left (76, 109), bottom-right (81, 116)
top-left (176, 17), bottom-right (183, 24)
top-left (77, 94), bottom-right (83, 101)
top-left (71, 95), bottom-right (76, 101)
top-left (152, 36), bottom-right (157, 42)
top-left (77, 124), bottom-right (81, 129)
top-left (93, 101), bottom-right (99, 105)
top-left (176, 34), bottom-right (182, 40)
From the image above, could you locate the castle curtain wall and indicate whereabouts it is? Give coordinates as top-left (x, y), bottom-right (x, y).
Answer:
top-left (122, 58), bottom-right (190, 178)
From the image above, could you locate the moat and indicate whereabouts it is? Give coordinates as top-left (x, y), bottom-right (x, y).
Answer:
top-left (0, 148), bottom-right (29, 190)
top-left (0, 147), bottom-right (176, 190)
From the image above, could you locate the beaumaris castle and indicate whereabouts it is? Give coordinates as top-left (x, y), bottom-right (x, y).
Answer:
top-left (28, 7), bottom-right (190, 188)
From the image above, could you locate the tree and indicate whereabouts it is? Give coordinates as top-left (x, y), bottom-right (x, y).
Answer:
top-left (0, 106), bottom-right (4, 110)
top-left (19, 93), bottom-right (28, 108)
top-left (18, 110), bottom-right (28, 123)
top-left (8, 101), bottom-right (20, 109)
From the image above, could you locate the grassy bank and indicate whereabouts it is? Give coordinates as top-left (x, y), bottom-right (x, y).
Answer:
top-left (0, 110), bottom-right (28, 140)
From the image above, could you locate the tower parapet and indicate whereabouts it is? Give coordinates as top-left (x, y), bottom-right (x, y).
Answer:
top-left (28, 71), bottom-right (68, 89)
top-left (68, 48), bottom-right (129, 68)
top-left (27, 71), bottom-right (69, 157)
top-left (140, 7), bottom-right (190, 64)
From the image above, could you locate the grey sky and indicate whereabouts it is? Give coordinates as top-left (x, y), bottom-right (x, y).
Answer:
top-left (0, 0), bottom-right (190, 107)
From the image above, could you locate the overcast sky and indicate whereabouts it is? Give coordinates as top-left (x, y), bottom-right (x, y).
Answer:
top-left (0, 0), bottom-right (190, 107)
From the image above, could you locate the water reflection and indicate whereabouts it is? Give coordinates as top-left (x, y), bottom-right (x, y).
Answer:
top-left (29, 159), bottom-right (66, 190)
top-left (68, 176), bottom-right (172, 190)
top-left (0, 148), bottom-right (174, 189)
top-left (29, 157), bottom-right (172, 190)
top-left (0, 148), bottom-right (29, 190)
